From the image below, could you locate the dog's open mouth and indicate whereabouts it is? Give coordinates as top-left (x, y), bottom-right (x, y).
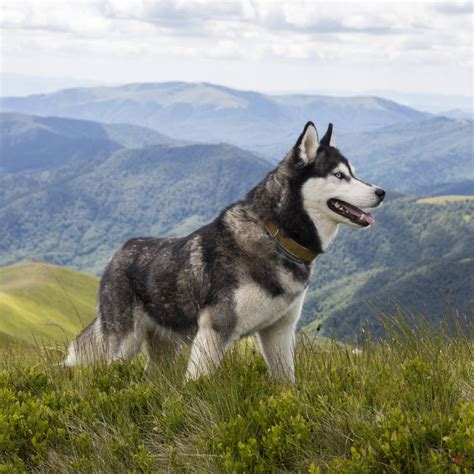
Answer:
top-left (327, 199), bottom-right (375, 226)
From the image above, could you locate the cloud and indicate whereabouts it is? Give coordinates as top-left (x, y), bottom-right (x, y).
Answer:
top-left (100, 1), bottom-right (405, 36)
top-left (433, 1), bottom-right (473, 15)
top-left (0, 1), bottom-right (471, 95)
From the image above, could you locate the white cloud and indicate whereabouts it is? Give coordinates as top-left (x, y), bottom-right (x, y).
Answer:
top-left (0, 0), bottom-right (472, 96)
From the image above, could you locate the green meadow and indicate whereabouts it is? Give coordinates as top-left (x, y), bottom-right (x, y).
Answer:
top-left (0, 317), bottom-right (472, 472)
top-left (0, 263), bottom-right (97, 346)
top-left (0, 265), bottom-right (472, 473)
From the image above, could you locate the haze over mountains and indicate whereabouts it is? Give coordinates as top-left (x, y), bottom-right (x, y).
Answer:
top-left (1, 82), bottom-right (471, 196)
top-left (0, 72), bottom-right (106, 98)
top-left (0, 82), bottom-right (431, 158)
top-left (0, 82), bottom-right (472, 341)
top-left (1, 104), bottom-right (472, 198)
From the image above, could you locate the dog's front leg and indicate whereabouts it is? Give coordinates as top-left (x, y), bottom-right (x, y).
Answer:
top-left (256, 292), bottom-right (305, 383)
top-left (185, 310), bottom-right (229, 381)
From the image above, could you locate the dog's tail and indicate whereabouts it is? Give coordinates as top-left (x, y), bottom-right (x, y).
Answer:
top-left (64, 317), bottom-right (106, 366)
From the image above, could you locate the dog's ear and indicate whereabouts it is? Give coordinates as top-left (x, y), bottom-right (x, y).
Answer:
top-left (320, 123), bottom-right (335, 147)
top-left (294, 121), bottom-right (319, 166)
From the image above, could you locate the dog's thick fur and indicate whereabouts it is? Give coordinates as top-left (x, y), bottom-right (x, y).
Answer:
top-left (65, 122), bottom-right (385, 382)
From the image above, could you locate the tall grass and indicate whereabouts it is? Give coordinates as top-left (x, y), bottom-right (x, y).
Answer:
top-left (0, 316), bottom-right (472, 473)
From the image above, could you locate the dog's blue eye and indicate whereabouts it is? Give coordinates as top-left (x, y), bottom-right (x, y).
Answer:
top-left (334, 172), bottom-right (343, 179)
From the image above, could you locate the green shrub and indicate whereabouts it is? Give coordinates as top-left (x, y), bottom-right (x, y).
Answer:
top-left (0, 320), bottom-right (472, 473)
top-left (211, 389), bottom-right (311, 472)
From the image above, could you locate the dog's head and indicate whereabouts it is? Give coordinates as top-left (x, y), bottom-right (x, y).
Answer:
top-left (286, 121), bottom-right (385, 230)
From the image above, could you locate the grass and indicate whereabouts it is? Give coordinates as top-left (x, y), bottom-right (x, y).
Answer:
top-left (0, 262), bottom-right (98, 345)
top-left (417, 195), bottom-right (474, 205)
top-left (0, 316), bottom-right (472, 473)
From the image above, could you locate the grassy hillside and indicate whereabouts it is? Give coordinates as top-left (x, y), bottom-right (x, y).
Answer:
top-left (0, 323), bottom-right (472, 472)
top-left (0, 262), bottom-right (98, 345)
top-left (0, 81), bottom-right (430, 157)
top-left (417, 195), bottom-right (474, 204)
top-left (0, 331), bottom-right (27, 348)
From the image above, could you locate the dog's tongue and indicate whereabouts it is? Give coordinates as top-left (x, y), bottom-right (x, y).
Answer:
top-left (361, 212), bottom-right (375, 225)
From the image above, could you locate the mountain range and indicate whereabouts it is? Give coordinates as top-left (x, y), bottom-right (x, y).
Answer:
top-left (337, 116), bottom-right (473, 195)
top-left (0, 113), bottom-right (271, 273)
top-left (0, 81), bottom-right (431, 158)
top-left (1, 81), bottom-right (471, 196)
top-left (0, 112), bottom-right (175, 173)
top-left (0, 83), bottom-right (472, 341)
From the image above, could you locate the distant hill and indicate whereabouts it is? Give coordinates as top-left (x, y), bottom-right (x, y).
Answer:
top-left (0, 112), bottom-right (176, 173)
top-left (1, 86), bottom-right (470, 197)
top-left (0, 263), bottom-right (98, 345)
top-left (418, 179), bottom-right (474, 197)
top-left (305, 256), bottom-right (473, 339)
top-left (439, 109), bottom-right (473, 120)
top-left (0, 81), bottom-right (430, 157)
top-left (0, 141), bottom-right (271, 273)
top-left (0, 331), bottom-right (26, 347)
top-left (301, 196), bottom-right (474, 339)
top-left (337, 117), bottom-right (474, 196)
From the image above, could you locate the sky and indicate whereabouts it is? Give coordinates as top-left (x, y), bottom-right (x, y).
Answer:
top-left (0, 0), bottom-right (472, 97)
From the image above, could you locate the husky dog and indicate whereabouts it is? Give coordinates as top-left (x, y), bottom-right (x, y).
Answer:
top-left (65, 122), bottom-right (385, 382)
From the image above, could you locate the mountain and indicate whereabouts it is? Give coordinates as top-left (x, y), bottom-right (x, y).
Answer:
top-left (0, 111), bottom-right (472, 340)
top-left (439, 109), bottom-right (473, 120)
top-left (1, 197), bottom-right (471, 344)
top-left (305, 256), bottom-right (473, 340)
top-left (0, 82), bottom-right (430, 158)
top-left (418, 180), bottom-right (474, 196)
top-left (338, 117), bottom-right (474, 195)
top-left (1, 133), bottom-right (472, 338)
top-left (300, 195), bottom-right (474, 339)
top-left (364, 89), bottom-right (473, 116)
top-left (2, 85), bottom-right (470, 197)
top-left (0, 112), bottom-right (176, 173)
top-left (0, 262), bottom-right (98, 345)
top-left (0, 141), bottom-right (271, 274)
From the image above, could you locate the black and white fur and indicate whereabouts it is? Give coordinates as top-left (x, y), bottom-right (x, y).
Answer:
top-left (65, 122), bottom-right (385, 382)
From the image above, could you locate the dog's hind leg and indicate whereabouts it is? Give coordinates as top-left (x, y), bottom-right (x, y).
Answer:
top-left (103, 306), bottom-right (149, 364)
top-left (256, 293), bottom-right (305, 383)
top-left (64, 304), bottom-right (142, 366)
top-left (185, 310), bottom-right (230, 381)
top-left (143, 326), bottom-right (182, 374)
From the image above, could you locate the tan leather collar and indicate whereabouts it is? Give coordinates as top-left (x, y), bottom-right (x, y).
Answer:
top-left (264, 219), bottom-right (318, 264)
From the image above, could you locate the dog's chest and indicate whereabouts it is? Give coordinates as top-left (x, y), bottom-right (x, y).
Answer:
top-left (233, 267), bottom-right (307, 336)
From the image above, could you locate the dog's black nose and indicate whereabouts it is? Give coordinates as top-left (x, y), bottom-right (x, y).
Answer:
top-left (375, 188), bottom-right (386, 200)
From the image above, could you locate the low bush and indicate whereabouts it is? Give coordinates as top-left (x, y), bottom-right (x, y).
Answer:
top-left (0, 322), bottom-right (472, 473)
